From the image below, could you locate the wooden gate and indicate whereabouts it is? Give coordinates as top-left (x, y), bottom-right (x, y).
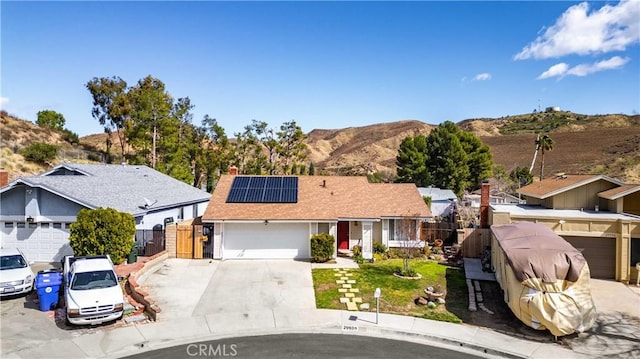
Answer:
top-left (176, 217), bottom-right (210, 259)
top-left (177, 225), bottom-right (193, 259)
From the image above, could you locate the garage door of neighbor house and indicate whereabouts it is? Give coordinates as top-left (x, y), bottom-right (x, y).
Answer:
top-left (223, 223), bottom-right (310, 259)
top-left (0, 222), bottom-right (72, 262)
top-left (563, 236), bottom-right (616, 279)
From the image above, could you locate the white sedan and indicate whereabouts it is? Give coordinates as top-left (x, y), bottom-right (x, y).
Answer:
top-left (0, 248), bottom-right (35, 297)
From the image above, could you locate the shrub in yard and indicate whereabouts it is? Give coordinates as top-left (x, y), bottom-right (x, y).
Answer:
top-left (373, 241), bottom-right (387, 254)
top-left (69, 207), bottom-right (135, 265)
top-left (20, 142), bottom-right (58, 165)
top-left (352, 245), bottom-right (362, 257)
top-left (310, 233), bottom-right (334, 263)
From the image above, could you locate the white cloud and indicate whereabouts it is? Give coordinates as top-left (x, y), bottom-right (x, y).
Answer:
top-left (474, 73), bottom-right (492, 81)
top-left (515, 0), bottom-right (640, 60)
top-left (537, 56), bottom-right (629, 79)
top-left (0, 96), bottom-right (8, 108)
top-left (537, 63), bottom-right (570, 79)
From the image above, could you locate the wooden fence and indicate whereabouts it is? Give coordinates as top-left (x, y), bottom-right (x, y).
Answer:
top-left (458, 228), bottom-right (491, 258)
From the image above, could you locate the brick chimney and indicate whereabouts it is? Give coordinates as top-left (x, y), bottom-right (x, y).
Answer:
top-left (228, 166), bottom-right (238, 175)
top-left (480, 180), bottom-right (490, 228)
top-left (0, 170), bottom-right (8, 188)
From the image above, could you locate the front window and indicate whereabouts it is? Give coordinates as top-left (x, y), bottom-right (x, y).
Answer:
top-left (1, 255), bottom-right (27, 270)
top-left (71, 270), bottom-right (118, 290)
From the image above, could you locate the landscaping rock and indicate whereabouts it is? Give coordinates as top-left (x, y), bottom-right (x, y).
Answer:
top-left (416, 296), bottom-right (428, 305)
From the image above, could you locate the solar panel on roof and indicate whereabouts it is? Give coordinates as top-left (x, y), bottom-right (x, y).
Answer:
top-left (226, 176), bottom-right (298, 203)
top-left (266, 176), bottom-right (282, 189)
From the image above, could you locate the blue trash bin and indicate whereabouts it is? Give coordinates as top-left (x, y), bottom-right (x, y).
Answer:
top-left (35, 270), bottom-right (62, 312)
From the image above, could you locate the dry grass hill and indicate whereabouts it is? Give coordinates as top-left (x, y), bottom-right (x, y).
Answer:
top-left (1, 110), bottom-right (639, 184)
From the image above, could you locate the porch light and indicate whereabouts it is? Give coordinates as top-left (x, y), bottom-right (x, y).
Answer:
top-left (26, 216), bottom-right (34, 223)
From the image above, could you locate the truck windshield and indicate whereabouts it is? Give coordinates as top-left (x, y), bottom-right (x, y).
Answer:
top-left (71, 270), bottom-right (118, 290)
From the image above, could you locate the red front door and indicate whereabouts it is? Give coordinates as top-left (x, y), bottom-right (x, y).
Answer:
top-left (337, 221), bottom-right (349, 250)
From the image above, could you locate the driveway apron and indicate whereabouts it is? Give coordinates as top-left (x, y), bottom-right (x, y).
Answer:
top-left (192, 260), bottom-right (316, 316)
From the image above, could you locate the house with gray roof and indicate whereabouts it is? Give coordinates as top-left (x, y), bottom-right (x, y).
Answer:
top-left (0, 163), bottom-right (210, 262)
top-left (417, 187), bottom-right (457, 219)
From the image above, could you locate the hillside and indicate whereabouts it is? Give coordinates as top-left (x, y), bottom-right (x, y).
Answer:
top-left (0, 112), bottom-right (102, 180)
top-left (306, 120), bottom-right (433, 176)
top-left (1, 111), bottom-right (639, 184)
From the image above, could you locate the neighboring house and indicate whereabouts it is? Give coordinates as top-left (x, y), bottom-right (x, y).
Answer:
top-left (0, 163), bottom-right (211, 262)
top-left (465, 190), bottom-right (522, 208)
top-left (202, 174), bottom-right (432, 260)
top-left (489, 174), bottom-right (640, 282)
top-left (417, 187), bottom-right (457, 219)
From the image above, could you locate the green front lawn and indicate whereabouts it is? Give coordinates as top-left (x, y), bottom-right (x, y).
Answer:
top-left (312, 259), bottom-right (467, 323)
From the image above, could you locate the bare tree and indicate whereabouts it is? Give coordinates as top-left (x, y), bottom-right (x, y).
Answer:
top-left (395, 213), bottom-right (424, 276)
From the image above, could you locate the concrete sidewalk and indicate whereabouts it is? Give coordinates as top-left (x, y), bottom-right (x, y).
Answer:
top-left (6, 308), bottom-right (583, 359)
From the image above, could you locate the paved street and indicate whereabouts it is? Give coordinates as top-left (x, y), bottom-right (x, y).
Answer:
top-left (121, 333), bottom-right (488, 359)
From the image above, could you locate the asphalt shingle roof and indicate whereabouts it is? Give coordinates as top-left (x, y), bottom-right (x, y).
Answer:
top-left (517, 174), bottom-right (622, 199)
top-left (14, 163), bottom-right (210, 215)
top-left (203, 175), bottom-right (432, 221)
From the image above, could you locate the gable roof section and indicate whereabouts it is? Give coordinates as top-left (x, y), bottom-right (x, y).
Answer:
top-left (417, 187), bottom-right (457, 201)
top-left (203, 175), bottom-right (431, 221)
top-left (598, 184), bottom-right (640, 200)
top-left (517, 174), bottom-right (623, 199)
top-left (2, 163), bottom-right (210, 216)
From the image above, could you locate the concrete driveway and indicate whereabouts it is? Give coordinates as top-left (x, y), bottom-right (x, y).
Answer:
top-left (192, 260), bottom-right (316, 316)
top-left (140, 259), bottom-right (316, 320)
top-left (563, 279), bottom-right (640, 357)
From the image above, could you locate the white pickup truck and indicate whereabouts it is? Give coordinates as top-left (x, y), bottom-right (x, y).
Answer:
top-left (62, 255), bottom-right (124, 326)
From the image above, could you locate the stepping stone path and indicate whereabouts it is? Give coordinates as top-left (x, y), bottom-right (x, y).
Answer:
top-left (466, 279), bottom-right (494, 314)
top-left (334, 268), bottom-right (364, 311)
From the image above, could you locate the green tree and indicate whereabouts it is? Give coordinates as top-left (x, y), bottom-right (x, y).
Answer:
top-left (277, 120), bottom-right (307, 174)
top-left (20, 142), bottom-right (58, 165)
top-left (396, 121), bottom-right (493, 196)
top-left (86, 76), bottom-right (130, 162)
top-left (126, 76), bottom-right (173, 168)
top-left (537, 134), bottom-right (554, 180)
top-left (155, 97), bottom-right (196, 184)
top-left (425, 122), bottom-right (470, 197)
top-left (395, 135), bottom-right (429, 186)
top-left (509, 166), bottom-right (533, 188)
top-left (458, 131), bottom-right (493, 189)
top-left (68, 208), bottom-right (136, 265)
top-left (36, 110), bottom-right (66, 131)
top-left (201, 115), bottom-right (233, 190)
top-left (308, 162), bottom-right (315, 175)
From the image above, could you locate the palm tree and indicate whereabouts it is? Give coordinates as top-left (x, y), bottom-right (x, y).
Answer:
top-left (529, 134), bottom-right (540, 174)
top-left (538, 134), bottom-right (554, 180)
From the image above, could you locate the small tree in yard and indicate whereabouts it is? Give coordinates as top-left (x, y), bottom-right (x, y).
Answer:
top-left (310, 233), bottom-right (334, 263)
top-left (396, 213), bottom-right (424, 277)
top-left (69, 208), bottom-right (136, 265)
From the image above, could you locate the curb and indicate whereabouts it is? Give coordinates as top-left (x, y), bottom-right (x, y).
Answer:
top-left (102, 325), bottom-right (519, 359)
top-left (123, 251), bottom-right (168, 321)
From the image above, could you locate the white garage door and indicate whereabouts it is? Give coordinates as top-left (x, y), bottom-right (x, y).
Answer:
top-left (0, 222), bottom-right (73, 262)
top-left (223, 222), bottom-right (310, 259)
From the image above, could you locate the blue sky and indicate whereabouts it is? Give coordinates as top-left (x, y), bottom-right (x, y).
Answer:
top-left (2, 1), bottom-right (639, 137)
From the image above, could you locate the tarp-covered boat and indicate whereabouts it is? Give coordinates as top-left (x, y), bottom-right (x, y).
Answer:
top-left (491, 222), bottom-right (597, 336)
